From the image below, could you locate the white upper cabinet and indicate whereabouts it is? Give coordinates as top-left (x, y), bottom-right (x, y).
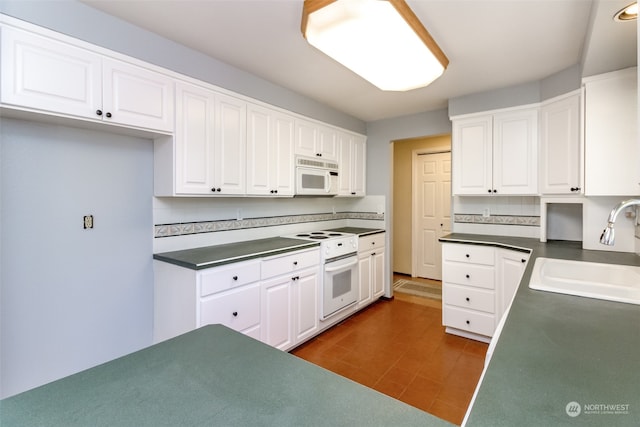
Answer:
top-left (295, 118), bottom-right (338, 161)
top-left (1, 26), bottom-right (174, 133)
top-left (452, 115), bottom-right (493, 195)
top-left (214, 93), bottom-right (246, 194)
top-left (452, 107), bottom-right (538, 195)
top-left (167, 81), bottom-right (245, 196)
top-left (583, 67), bottom-right (638, 196)
top-left (174, 81), bottom-right (216, 194)
top-left (539, 92), bottom-right (582, 195)
top-left (337, 131), bottom-right (366, 197)
top-left (246, 104), bottom-right (295, 196)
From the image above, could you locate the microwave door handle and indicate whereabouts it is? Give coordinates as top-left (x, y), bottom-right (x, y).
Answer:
top-left (324, 258), bottom-right (358, 272)
top-left (325, 171), bottom-right (331, 193)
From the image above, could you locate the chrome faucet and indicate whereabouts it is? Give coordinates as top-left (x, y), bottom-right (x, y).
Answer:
top-left (600, 198), bottom-right (640, 245)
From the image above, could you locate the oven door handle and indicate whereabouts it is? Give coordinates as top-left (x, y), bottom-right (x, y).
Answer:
top-left (324, 258), bottom-right (358, 272)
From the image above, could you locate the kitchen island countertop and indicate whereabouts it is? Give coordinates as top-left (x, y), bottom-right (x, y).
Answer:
top-left (440, 234), bottom-right (640, 427)
top-left (0, 324), bottom-right (452, 427)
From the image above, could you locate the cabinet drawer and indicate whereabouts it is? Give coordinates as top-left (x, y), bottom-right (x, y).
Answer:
top-left (200, 283), bottom-right (260, 332)
top-left (443, 244), bottom-right (494, 265)
top-left (443, 262), bottom-right (495, 289)
top-left (444, 283), bottom-right (495, 313)
top-left (359, 233), bottom-right (385, 253)
top-left (261, 248), bottom-right (320, 279)
top-left (443, 305), bottom-right (495, 337)
top-left (199, 260), bottom-right (261, 297)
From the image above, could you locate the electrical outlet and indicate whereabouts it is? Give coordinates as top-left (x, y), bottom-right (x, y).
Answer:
top-left (83, 215), bottom-right (94, 229)
top-left (483, 208), bottom-right (490, 218)
top-left (236, 208), bottom-right (243, 221)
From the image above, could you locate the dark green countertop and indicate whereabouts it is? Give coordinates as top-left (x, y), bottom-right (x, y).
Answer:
top-left (440, 234), bottom-right (640, 427)
top-left (0, 325), bottom-right (452, 427)
top-left (153, 237), bottom-right (319, 270)
top-left (327, 227), bottom-right (385, 236)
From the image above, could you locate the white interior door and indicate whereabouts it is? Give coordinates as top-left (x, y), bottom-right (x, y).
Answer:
top-left (413, 151), bottom-right (451, 280)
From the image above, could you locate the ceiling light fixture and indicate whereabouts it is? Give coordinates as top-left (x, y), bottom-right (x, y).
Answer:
top-left (301, 0), bottom-right (449, 91)
top-left (614, 2), bottom-right (638, 21)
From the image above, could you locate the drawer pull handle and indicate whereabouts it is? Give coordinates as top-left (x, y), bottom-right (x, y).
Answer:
top-left (465, 274), bottom-right (470, 279)
top-left (232, 311), bottom-right (238, 317)
top-left (232, 276), bottom-right (238, 281)
top-left (466, 297), bottom-right (470, 302)
top-left (466, 320), bottom-right (470, 325)
top-left (465, 254), bottom-right (470, 258)
top-left (521, 259), bottom-right (526, 263)
top-left (293, 261), bottom-right (298, 266)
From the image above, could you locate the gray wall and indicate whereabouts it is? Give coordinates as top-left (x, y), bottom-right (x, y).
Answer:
top-left (0, 118), bottom-right (154, 397)
top-left (0, 0), bottom-right (366, 134)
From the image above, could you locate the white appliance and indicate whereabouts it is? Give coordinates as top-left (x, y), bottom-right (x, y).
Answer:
top-left (294, 157), bottom-right (339, 197)
top-left (287, 231), bottom-right (358, 319)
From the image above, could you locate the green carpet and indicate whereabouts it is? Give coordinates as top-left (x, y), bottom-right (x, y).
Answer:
top-left (393, 279), bottom-right (442, 300)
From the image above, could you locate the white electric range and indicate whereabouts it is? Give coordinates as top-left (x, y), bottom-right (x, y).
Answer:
top-left (287, 230), bottom-right (359, 320)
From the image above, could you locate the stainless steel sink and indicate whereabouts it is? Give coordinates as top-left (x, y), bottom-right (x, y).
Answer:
top-left (529, 257), bottom-right (640, 305)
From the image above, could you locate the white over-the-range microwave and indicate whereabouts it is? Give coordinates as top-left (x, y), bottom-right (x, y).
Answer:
top-left (295, 157), bottom-right (339, 197)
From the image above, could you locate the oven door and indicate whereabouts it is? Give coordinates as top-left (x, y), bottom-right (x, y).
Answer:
top-left (322, 254), bottom-right (358, 320)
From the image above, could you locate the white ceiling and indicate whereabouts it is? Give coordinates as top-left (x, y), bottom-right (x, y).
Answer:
top-left (80, 0), bottom-right (637, 122)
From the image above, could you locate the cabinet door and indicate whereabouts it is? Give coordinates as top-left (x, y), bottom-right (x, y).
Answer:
top-left (337, 132), bottom-right (354, 195)
top-left (102, 58), bottom-right (174, 132)
top-left (496, 249), bottom-right (529, 316)
top-left (1, 26), bottom-right (102, 120)
top-left (372, 249), bottom-right (385, 298)
top-left (200, 283), bottom-right (261, 333)
top-left (584, 68), bottom-right (638, 196)
top-left (539, 93), bottom-right (582, 194)
top-left (295, 119), bottom-right (318, 158)
top-left (452, 115), bottom-right (493, 195)
top-left (357, 253), bottom-right (372, 308)
top-left (272, 112), bottom-right (295, 196)
top-left (316, 125), bottom-right (337, 160)
top-left (293, 269), bottom-right (319, 343)
top-left (493, 108), bottom-right (538, 195)
top-left (246, 104), bottom-right (273, 195)
top-left (214, 93), bottom-right (246, 194)
top-left (175, 81), bottom-right (216, 194)
top-left (351, 136), bottom-right (367, 196)
top-left (261, 277), bottom-right (294, 350)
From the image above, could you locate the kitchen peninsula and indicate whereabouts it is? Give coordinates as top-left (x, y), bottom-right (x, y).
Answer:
top-left (0, 325), bottom-right (452, 427)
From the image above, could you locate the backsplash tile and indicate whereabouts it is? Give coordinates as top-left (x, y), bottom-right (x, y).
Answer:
top-left (155, 211), bottom-right (384, 238)
top-left (454, 213), bottom-right (540, 226)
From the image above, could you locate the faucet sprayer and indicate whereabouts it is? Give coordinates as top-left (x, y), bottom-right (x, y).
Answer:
top-left (600, 198), bottom-right (640, 246)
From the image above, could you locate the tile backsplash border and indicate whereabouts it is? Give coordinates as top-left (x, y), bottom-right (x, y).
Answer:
top-left (155, 211), bottom-right (384, 238)
top-left (454, 213), bottom-right (540, 226)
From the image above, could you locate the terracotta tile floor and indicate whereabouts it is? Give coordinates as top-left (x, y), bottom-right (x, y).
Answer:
top-left (290, 274), bottom-right (488, 425)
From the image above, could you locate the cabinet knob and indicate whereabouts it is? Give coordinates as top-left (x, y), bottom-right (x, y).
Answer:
top-left (316, 153), bottom-right (322, 157)
top-left (351, 192), bottom-right (356, 195)
top-left (521, 259), bottom-right (526, 263)
top-left (96, 109), bottom-right (103, 116)
top-left (570, 187), bottom-right (581, 192)
top-left (465, 254), bottom-right (470, 258)
top-left (293, 261), bottom-right (298, 266)
top-left (493, 189), bottom-right (497, 193)
top-left (466, 297), bottom-right (470, 302)
top-left (487, 189), bottom-right (492, 193)
top-left (466, 320), bottom-right (470, 325)
top-left (105, 112), bottom-right (112, 118)
top-left (232, 311), bottom-right (238, 317)
top-left (465, 274), bottom-right (470, 279)
top-left (211, 188), bottom-right (222, 192)
top-left (232, 275), bottom-right (238, 281)
top-left (371, 252), bottom-right (376, 256)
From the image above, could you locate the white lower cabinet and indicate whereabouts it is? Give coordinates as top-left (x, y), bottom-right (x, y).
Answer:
top-left (357, 233), bottom-right (386, 308)
top-left (260, 248), bottom-right (320, 351)
top-left (442, 242), bottom-right (530, 342)
top-left (153, 247), bottom-right (320, 349)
